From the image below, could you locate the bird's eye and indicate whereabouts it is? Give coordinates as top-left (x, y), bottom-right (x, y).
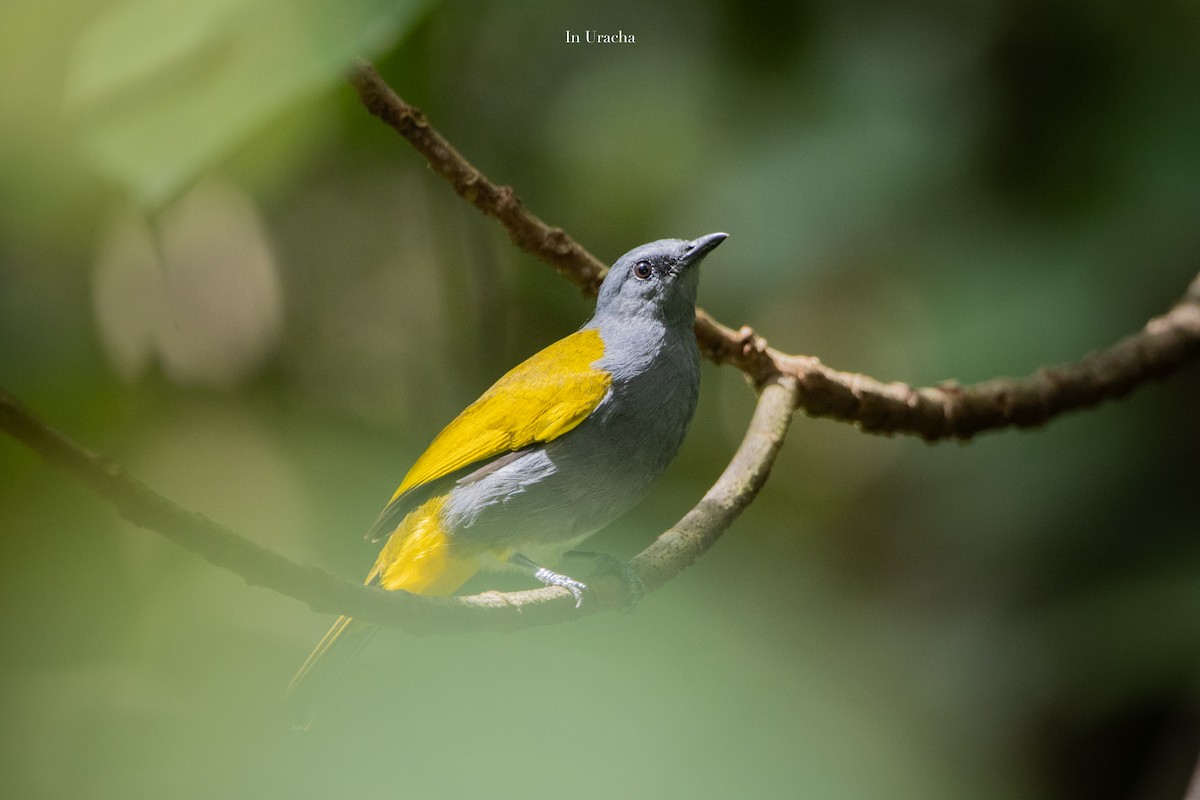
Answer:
top-left (633, 260), bottom-right (653, 280)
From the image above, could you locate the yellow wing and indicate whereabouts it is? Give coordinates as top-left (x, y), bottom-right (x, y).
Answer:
top-left (369, 328), bottom-right (611, 538)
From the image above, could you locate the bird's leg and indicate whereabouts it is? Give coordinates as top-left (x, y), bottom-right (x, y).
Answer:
top-left (509, 553), bottom-right (587, 608)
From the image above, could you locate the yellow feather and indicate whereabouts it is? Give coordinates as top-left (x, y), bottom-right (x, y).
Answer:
top-left (368, 495), bottom-right (480, 595)
top-left (390, 328), bottom-right (611, 499)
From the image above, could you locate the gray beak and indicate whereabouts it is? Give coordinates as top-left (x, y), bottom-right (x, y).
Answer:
top-left (680, 232), bottom-right (728, 267)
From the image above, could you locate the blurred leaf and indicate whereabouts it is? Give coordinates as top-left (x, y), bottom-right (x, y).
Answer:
top-left (64, 0), bottom-right (431, 206)
top-left (92, 181), bottom-right (283, 388)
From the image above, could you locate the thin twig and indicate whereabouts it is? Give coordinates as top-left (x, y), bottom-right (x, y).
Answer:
top-left (349, 62), bottom-right (1200, 441)
top-left (0, 377), bottom-right (799, 632)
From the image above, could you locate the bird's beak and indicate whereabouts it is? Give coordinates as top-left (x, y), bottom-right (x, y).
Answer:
top-left (680, 232), bottom-right (728, 267)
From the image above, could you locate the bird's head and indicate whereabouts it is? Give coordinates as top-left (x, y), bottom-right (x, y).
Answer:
top-left (594, 233), bottom-right (727, 327)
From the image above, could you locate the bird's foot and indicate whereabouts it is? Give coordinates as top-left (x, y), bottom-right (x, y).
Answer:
top-left (509, 553), bottom-right (588, 608)
top-left (532, 567), bottom-right (588, 609)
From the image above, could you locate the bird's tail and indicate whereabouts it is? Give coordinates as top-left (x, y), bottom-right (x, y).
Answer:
top-left (287, 498), bottom-right (481, 729)
top-left (285, 615), bottom-right (377, 730)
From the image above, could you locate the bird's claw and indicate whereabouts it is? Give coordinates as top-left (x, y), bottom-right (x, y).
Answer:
top-left (534, 567), bottom-right (588, 608)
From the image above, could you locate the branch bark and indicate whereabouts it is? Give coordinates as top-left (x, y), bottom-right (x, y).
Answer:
top-left (0, 377), bottom-right (799, 633)
top-left (350, 61), bottom-right (1200, 441)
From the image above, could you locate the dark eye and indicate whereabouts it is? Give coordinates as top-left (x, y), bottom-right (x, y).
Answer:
top-left (633, 260), bottom-right (653, 280)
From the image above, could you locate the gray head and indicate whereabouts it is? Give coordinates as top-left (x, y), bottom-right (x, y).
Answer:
top-left (593, 233), bottom-right (728, 328)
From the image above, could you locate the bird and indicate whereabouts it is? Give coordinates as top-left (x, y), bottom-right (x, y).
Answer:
top-left (286, 232), bottom-right (728, 728)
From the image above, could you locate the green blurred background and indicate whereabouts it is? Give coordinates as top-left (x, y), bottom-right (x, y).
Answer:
top-left (2, 0), bottom-right (1199, 797)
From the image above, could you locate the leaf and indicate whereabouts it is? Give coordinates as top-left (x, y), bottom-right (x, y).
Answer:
top-left (65, 0), bottom-right (430, 207)
top-left (92, 181), bottom-right (284, 388)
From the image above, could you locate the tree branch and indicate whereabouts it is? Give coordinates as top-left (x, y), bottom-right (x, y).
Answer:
top-left (0, 376), bottom-right (799, 633)
top-left (349, 61), bottom-right (1200, 441)
top-left (773, 274), bottom-right (1200, 439)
